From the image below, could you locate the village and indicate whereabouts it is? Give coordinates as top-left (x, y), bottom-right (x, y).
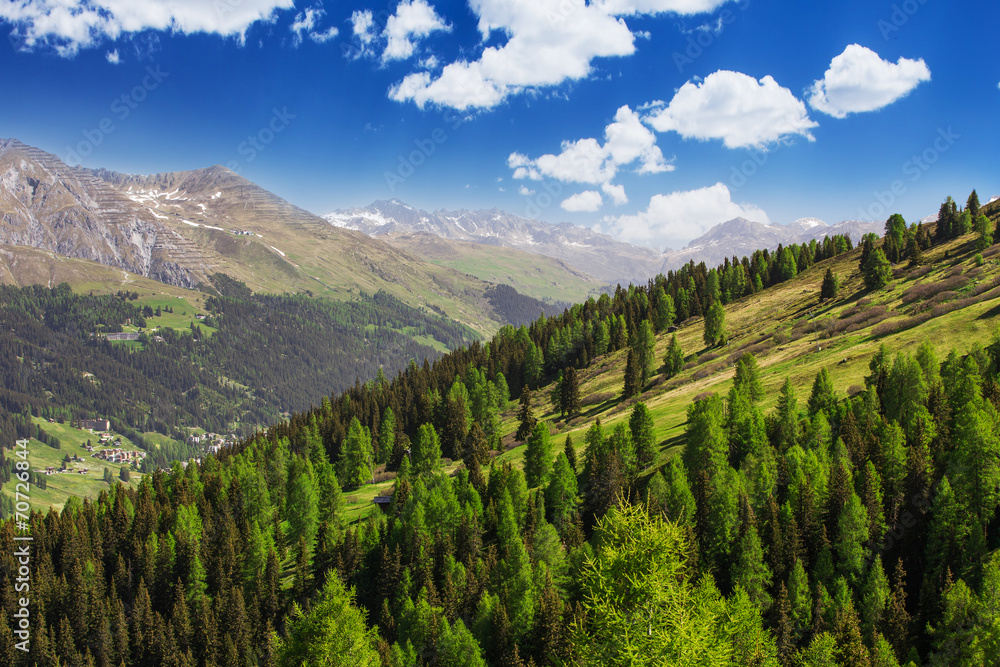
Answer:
top-left (178, 431), bottom-right (240, 469)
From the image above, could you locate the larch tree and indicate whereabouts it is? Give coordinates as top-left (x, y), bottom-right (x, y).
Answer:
top-left (632, 320), bottom-right (657, 386)
top-left (703, 301), bottom-right (727, 348)
top-left (524, 422), bottom-right (553, 489)
top-left (412, 423), bottom-right (442, 476)
top-left (277, 576), bottom-right (380, 667)
top-left (663, 334), bottom-right (685, 379)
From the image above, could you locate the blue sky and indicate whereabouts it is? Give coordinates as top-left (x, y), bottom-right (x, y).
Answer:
top-left (1, 0), bottom-right (997, 250)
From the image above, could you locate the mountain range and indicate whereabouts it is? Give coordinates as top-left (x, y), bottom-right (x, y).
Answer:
top-left (324, 200), bottom-right (886, 283)
top-left (2, 137), bottom-right (888, 317)
top-left (324, 199), bottom-right (665, 284)
top-left (0, 139), bottom-right (545, 337)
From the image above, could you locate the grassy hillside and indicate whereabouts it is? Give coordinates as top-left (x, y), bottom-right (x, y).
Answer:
top-left (338, 228), bottom-right (1000, 524)
top-left (494, 231), bottom-right (998, 479)
top-left (380, 232), bottom-right (605, 304)
top-left (1, 418), bottom-right (145, 513)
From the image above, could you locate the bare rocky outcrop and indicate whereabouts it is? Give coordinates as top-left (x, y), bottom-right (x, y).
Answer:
top-left (0, 138), bottom-right (203, 287)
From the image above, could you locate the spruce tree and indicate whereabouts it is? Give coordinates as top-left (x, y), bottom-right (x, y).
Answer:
top-left (563, 434), bottom-right (577, 473)
top-left (561, 366), bottom-right (581, 419)
top-left (886, 559), bottom-right (911, 662)
top-left (820, 268), bottom-right (839, 301)
top-left (515, 387), bottom-right (537, 442)
top-left (967, 189), bottom-right (981, 220)
top-left (863, 247), bottom-right (892, 290)
top-left (622, 348), bottom-right (642, 398)
top-left (731, 524), bottom-right (773, 611)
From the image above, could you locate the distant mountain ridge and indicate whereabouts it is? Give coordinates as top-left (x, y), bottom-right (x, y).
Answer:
top-left (324, 200), bottom-right (664, 284)
top-left (325, 199), bottom-right (887, 283)
top-left (658, 217), bottom-right (886, 272)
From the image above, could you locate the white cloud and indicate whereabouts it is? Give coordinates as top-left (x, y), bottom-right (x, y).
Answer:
top-left (518, 185), bottom-right (536, 196)
top-left (382, 0), bottom-right (449, 62)
top-left (808, 44), bottom-right (931, 118)
top-left (291, 7), bottom-right (338, 46)
top-left (0, 0), bottom-right (294, 56)
top-left (508, 152), bottom-right (542, 180)
top-left (536, 138), bottom-right (614, 184)
top-left (646, 70), bottom-right (818, 149)
top-left (105, 48), bottom-right (120, 64)
top-left (561, 190), bottom-right (604, 212)
top-left (351, 9), bottom-right (375, 43)
top-left (389, 0), bottom-right (734, 109)
top-left (509, 105), bottom-right (671, 207)
top-left (602, 182), bottom-right (768, 249)
top-left (602, 182), bottom-right (628, 205)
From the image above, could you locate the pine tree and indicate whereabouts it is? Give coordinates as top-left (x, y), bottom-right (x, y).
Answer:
top-left (861, 557), bottom-right (891, 641)
top-left (545, 452), bottom-right (579, 528)
top-left (532, 572), bottom-right (566, 664)
top-left (277, 576), bottom-right (380, 667)
top-left (515, 388), bottom-right (537, 442)
top-left (820, 268), bottom-right (840, 301)
top-left (378, 407), bottom-right (397, 464)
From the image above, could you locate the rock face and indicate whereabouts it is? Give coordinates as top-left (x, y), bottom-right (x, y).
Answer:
top-left (0, 139), bottom-right (205, 287)
top-left (325, 200), bottom-right (664, 285)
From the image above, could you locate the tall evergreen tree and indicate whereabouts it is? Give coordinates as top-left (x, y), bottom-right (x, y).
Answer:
top-left (622, 348), bottom-right (642, 399)
top-left (632, 320), bottom-right (657, 386)
top-left (820, 268), bottom-right (840, 301)
top-left (515, 387), bottom-right (537, 442)
top-left (560, 366), bottom-right (581, 420)
top-left (703, 301), bottom-right (727, 348)
top-left (629, 402), bottom-right (656, 467)
top-left (663, 334), bottom-right (685, 380)
top-left (412, 423), bottom-right (442, 475)
top-left (524, 422), bottom-right (553, 489)
top-left (863, 247), bottom-right (893, 289)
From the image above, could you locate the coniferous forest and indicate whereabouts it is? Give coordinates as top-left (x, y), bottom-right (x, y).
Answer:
top-left (0, 275), bottom-right (478, 452)
top-left (1, 193), bottom-right (1000, 666)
